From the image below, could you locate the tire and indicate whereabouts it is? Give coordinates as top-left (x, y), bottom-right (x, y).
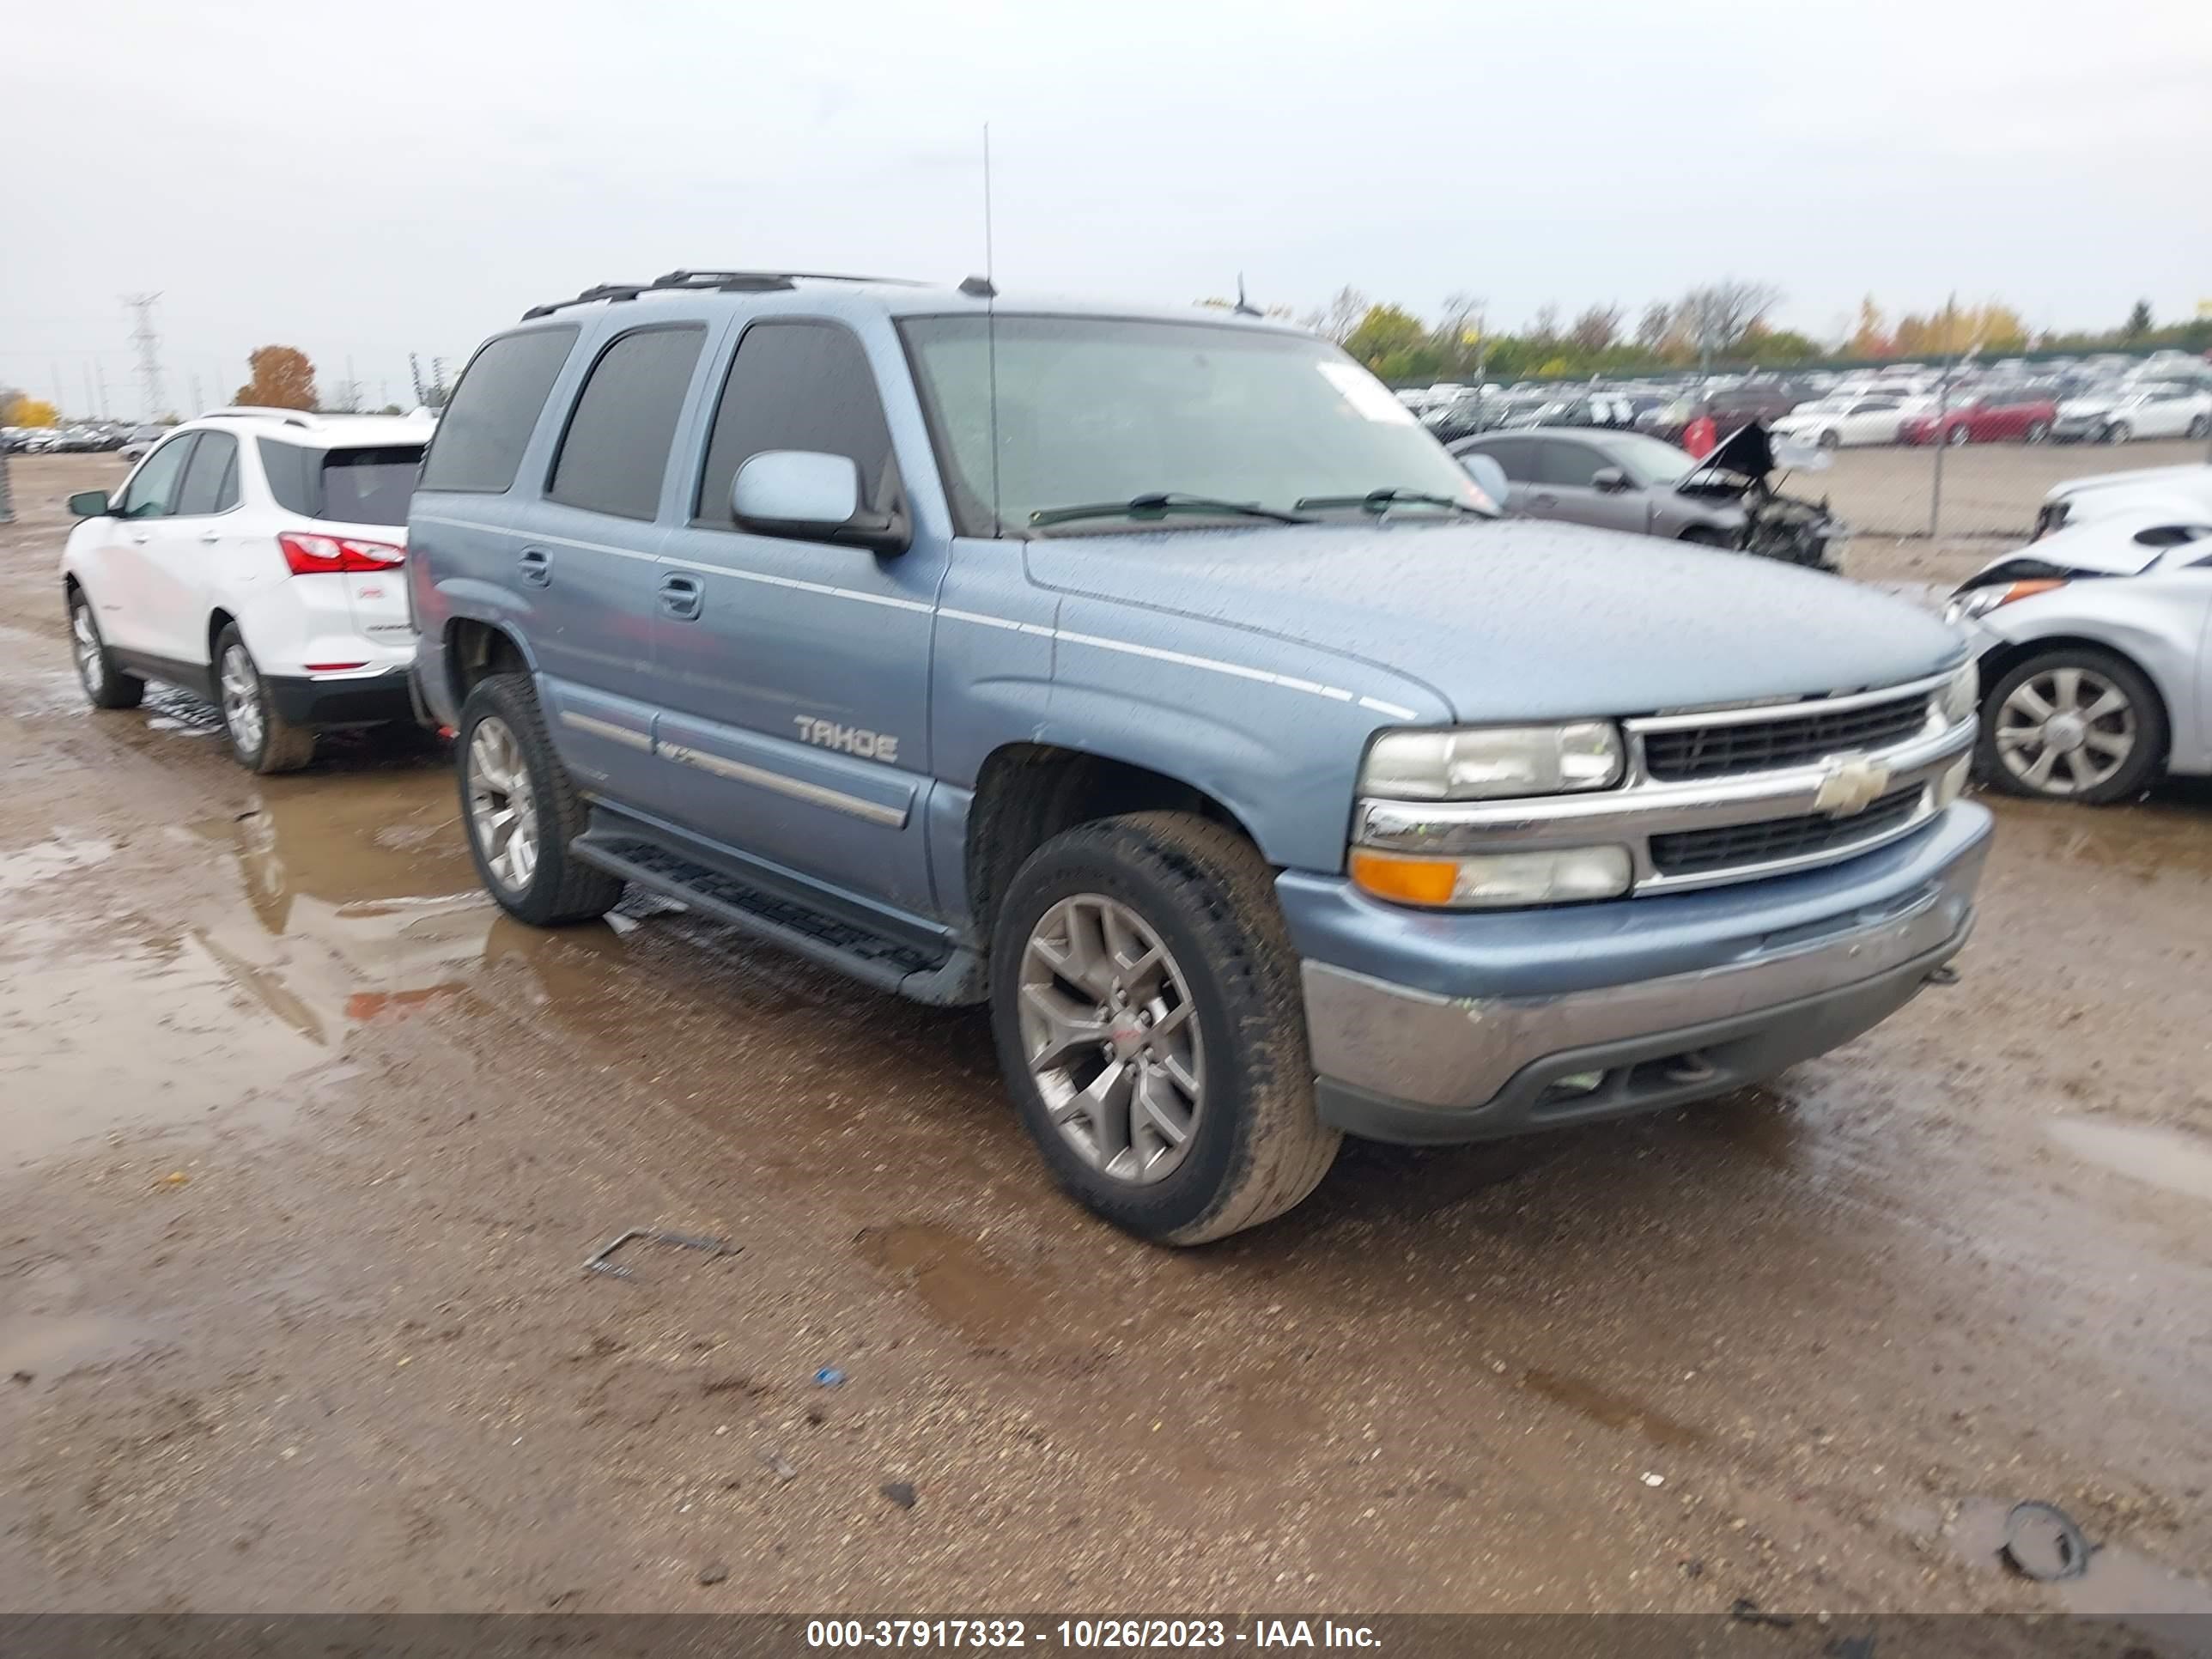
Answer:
top-left (1678, 526), bottom-right (1733, 549)
top-left (1946, 423), bottom-right (1972, 447)
top-left (1816, 428), bottom-right (1841, 450)
top-left (2025, 421), bottom-right (2051, 444)
top-left (2189, 414), bottom-right (2209, 440)
top-left (68, 586), bottom-right (143, 710)
top-left (215, 623), bottom-right (316, 773)
top-left (988, 811), bottom-right (1340, 1245)
top-left (456, 672), bottom-right (622, 926)
top-left (1975, 646), bottom-right (2166, 805)
top-left (2105, 422), bottom-right (2130, 445)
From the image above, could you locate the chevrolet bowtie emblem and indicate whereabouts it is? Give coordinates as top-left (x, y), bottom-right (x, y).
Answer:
top-left (1814, 755), bottom-right (1892, 817)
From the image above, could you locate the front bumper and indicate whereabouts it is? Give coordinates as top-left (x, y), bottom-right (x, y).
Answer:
top-left (1285, 802), bottom-right (1991, 1145)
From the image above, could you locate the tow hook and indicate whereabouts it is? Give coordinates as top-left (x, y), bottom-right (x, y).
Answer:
top-left (1924, 963), bottom-right (1961, 987)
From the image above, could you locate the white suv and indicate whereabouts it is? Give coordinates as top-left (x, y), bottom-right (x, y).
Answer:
top-left (61, 407), bottom-right (431, 771)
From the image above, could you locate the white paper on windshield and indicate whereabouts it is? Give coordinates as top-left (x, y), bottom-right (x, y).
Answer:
top-left (1319, 362), bottom-right (1419, 425)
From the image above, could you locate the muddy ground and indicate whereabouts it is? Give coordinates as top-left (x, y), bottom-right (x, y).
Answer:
top-left (2, 451), bottom-right (2209, 1616)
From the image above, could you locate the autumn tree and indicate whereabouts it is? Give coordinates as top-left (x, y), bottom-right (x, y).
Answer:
top-left (1847, 296), bottom-right (1892, 358)
top-left (1300, 287), bottom-right (1369, 344)
top-left (2124, 299), bottom-right (2154, 340)
top-left (2, 393), bottom-right (59, 427)
top-left (234, 346), bottom-right (318, 410)
top-left (1528, 302), bottom-right (1560, 343)
top-left (1632, 301), bottom-right (1674, 353)
top-left (1677, 278), bottom-right (1784, 367)
top-left (1569, 303), bottom-right (1624, 354)
top-left (1342, 304), bottom-right (1431, 375)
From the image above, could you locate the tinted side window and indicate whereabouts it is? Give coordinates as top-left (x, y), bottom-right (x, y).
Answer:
top-left (259, 438), bottom-right (315, 515)
top-left (1475, 437), bottom-right (1536, 481)
top-left (696, 321), bottom-right (895, 526)
top-left (174, 431), bottom-right (239, 516)
top-left (419, 326), bottom-right (580, 493)
top-left (547, 325), bottom-right (708, 521)
top-left (119, 434), bottom-right (198, 518)
top-left (1536, 441), bottom-right (1607, 489)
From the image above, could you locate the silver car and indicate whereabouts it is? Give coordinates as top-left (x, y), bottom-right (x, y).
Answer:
top-left (1947, 507), bottom-right (2212, 802)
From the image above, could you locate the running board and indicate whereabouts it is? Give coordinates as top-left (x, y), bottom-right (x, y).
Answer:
top-left (571, 831), bottom-right (986, 1006)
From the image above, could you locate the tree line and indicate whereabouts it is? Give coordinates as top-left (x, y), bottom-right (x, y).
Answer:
top-left (1200, 283), bottom-right (2212, 385)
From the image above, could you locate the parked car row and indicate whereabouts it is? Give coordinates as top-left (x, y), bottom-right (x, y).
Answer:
top-left (58, 269), bottom-right (1998, 1245)
top-left (3, 422), bottom-right (163, 455)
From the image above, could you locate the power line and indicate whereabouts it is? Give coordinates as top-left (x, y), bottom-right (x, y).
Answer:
top-left (122, 292), bottom-right (167, 421)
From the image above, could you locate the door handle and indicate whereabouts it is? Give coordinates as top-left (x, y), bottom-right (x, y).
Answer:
top-left (658, 574), bottom-right (702, 621)
top-left (518, 547), bottom-right (551, 586)
top-left (199, 531), bottom-right (220, 544)
top-left (127, 532), bottom-right (151, 545)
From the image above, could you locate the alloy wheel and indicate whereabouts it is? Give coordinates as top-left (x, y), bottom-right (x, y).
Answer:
top-left (1018, 892), bottom-right (1205, 1186)
top-left (1995, 665), bottom-right (2136, 797)
top-left (465, 716), bottom-right (540, 893)
top-left (220, 643), bottom-right (265, 756)
top-left (70, 601), bottom-right (103, 693)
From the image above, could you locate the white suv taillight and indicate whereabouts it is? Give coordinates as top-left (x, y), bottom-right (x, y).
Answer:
top-left (278, 532), bottom-right (406, 575)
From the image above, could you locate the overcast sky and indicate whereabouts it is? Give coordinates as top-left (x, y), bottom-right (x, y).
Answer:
top-left (6, 0), bottom-right (2209, 419)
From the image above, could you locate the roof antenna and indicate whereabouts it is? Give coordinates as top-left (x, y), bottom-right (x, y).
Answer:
top-left (1233, 273), bottom-right (1261, 318)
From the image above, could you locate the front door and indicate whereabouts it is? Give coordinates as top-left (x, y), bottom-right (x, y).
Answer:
top-left (134, 428), bottom-right (243, 666)
top-left (94, 430), bottom-right (198, 654)
top-left (1531, 436), bottom-right (1649, 534)
top-left (650, 316), bottom-right (945, 921)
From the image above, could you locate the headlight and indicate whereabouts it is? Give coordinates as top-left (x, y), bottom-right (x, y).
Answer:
top-left (1351, 845), bottom-right (1634, 908)
top-left (1361, 721), bottom-right (1624, 801)
top-left (1938, 661), bottom-right (1978, 725)
top-left (1942, 579), bottom-right (2067, 626)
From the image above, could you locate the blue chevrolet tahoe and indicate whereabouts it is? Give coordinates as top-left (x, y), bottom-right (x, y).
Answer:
top-left (408, 270), bottom-right (1991, 1243)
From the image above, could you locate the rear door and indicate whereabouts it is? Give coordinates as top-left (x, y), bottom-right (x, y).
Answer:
top-left (95, 431), bottom-right (198, 654)
top-left (647, 315), bottom-right (943, 916)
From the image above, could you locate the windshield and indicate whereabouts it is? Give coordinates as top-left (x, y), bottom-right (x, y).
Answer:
top-left (898, 314), bottom-right (1487, 535)
top-left (1602, 432), bottom-right (1701, 487)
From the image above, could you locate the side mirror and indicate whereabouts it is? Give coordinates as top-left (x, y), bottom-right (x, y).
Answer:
top-left (1590, 466), bottom-right (1629, 493)
top-left (731, 450), bottom-right (908, 555)
top-left (1458, 452), bottom-right (1510, 510)
top-left (68, 490), bottom-right (114, 519)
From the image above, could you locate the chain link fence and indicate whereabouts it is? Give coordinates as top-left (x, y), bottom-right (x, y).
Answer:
top-left (1797, 437), bottom-right (2209, 544)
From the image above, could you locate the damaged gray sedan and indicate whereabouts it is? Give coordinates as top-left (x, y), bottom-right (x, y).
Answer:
top-left (1451, 423), bottom-right (1846, 570)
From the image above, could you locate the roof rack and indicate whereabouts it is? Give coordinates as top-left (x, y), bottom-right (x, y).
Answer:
top-left (521, 269), bottom-right (931, 320)
top-left (199, 406), bottom-right (319, 429)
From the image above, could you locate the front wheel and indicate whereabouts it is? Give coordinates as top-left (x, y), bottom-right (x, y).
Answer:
top-left (2188, 414), bottom-right (2209, 440)
top-left (1817, 428), bottom-right (1841, 450)
top-left (1946, 423), bottom-right (1972, 447)
top-left (68, 588), bottom-right (143, 710)
top-left (1977, 647), bottom-right (2166, 805)
top-left (989, 811), bottom-right (1340, 1244)
top-left (2024, 421), bottom-right (2051, 444)
top-left (2104, 422), bottom-right (2131, 445)
top-left (456, 673), bottom-right (622, 926)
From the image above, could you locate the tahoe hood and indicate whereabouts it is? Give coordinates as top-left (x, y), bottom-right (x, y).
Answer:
top-left (1024, 519), bottom-right (1965, 725)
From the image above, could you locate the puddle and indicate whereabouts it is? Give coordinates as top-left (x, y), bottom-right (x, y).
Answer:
top-left (0, 928), bottom-right (329, 1165)
top-left (857, 1222), bottom-right (1048, 1346)
top-left (1948, 1497), bottom-right (2212, 1620)
top-left (0, 1312), bottom-right (161, 1384)
top-left (1520, 1368), bottom-right (1710, 1451)
top-left (2048, 1115), bottom-right (2212, 1205)
top-left (0, 832), bottom-right (114, 896)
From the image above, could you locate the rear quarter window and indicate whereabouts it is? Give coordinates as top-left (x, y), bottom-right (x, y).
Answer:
top-left (418, 326), bottom-right (580, 493)
top-left (258, 439), bottom-right (425, 526)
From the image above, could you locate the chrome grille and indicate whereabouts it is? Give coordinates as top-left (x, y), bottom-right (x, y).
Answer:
top-left (1642, 694), bottom-right (1930, 782)
top-left (1649, 785), bottom-right (1923, 877)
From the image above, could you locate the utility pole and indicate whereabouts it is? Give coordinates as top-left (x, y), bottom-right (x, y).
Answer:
top-left (96, 365), bottom-right (113, 419)
top-left (123, 293), bottom-right (167, 422)
top-left (82, 365), bottom-right (97, 421)
top-left (187, 374), bottom-right (205, 418)
top-left (409, 354), bottom-right (426, 406)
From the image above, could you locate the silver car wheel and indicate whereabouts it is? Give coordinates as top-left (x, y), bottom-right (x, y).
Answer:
top-left (1018, 892), bottom-right (1205, 1187)
top-left (71, 600), bottom-right (103, 692)
top-left (220, 642), bottom-right (265, 756)
top-left (1994, 665), bottom-right (2136, 797)
top-left (466, 716), bottom-right (539, 893)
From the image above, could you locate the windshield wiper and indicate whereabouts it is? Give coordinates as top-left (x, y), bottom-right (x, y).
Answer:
top-left (1294, 488), bottom-right (1491, 516)
top-left (1029, 492), bottom-right (1315, 529)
